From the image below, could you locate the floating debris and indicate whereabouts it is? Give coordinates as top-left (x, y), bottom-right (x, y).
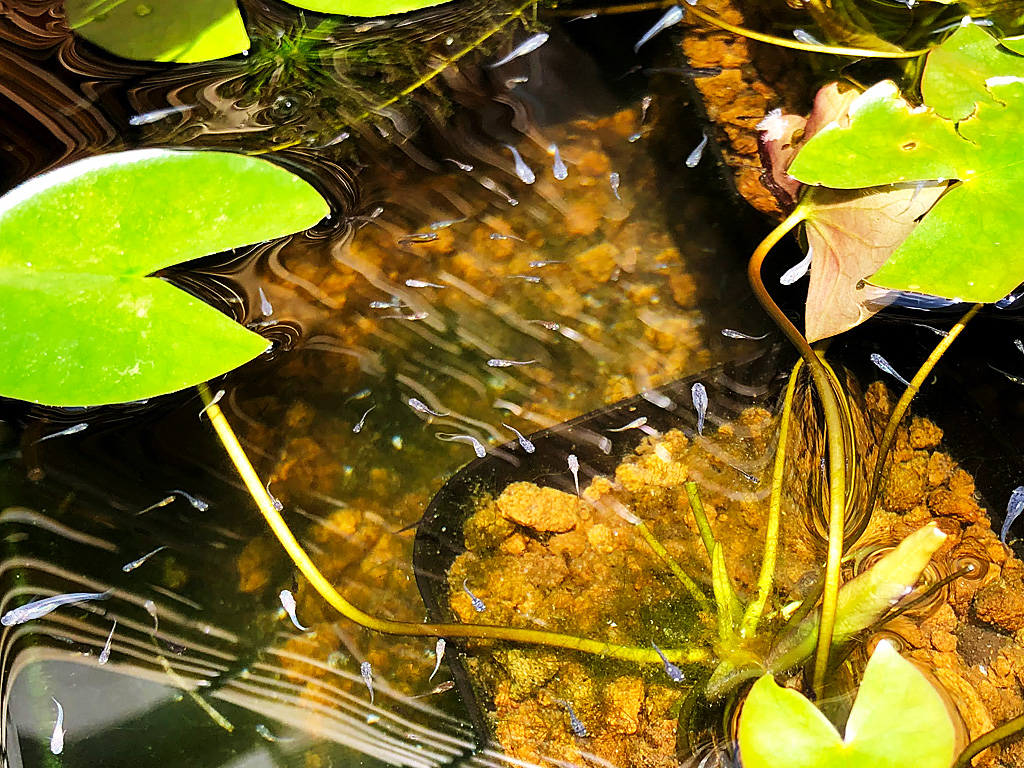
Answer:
top-left (870, 353), bottom-right (912, 387)
top-left (462, 579), bottom-right (486, 612)
top-left (553, 698), bottom-right (588, 737)
top-left (609, 171), bottom-right (621, 200)
top-left (1, 589), bottom-right (113, 626)
top-left (652, 642), bottom-right (684, 682)
top-left (487, 358), bottom-right (536, 368)
top-left (721, 329), bottom-right (769, 340)
top-left (279, 589), bottom-right (310, 631)
top-left (568, 454), bottom-right (580, 497)
top-left (397, 232), bottom-right (439, 245)
top-left (405, 279), bottom-right (445, 289)
top-left (505, 145), bottom-right (536, 184)
top-left (437, 433), bottom-right (487, 458)
top-left (429, 638), bottom-right (446, 681)
top-left (122, 546), bottom-right (167, 573)
top-left (361, 661), bottom-right (375, 704)
top-left (36, 423), bottom-right (88, 443)
top-left (98, 620), bottom-right (116, 665)
top-left (353, 406), bottom-right (375, 434)
top-left (408, 398), bottom-right (450, 417)
top-left (634, 6), bottom-right (684, 52)
top-left (780, 248), bottom-right (814, 285)
top-left (685, 132), bottom-right (708, 168)
top-left (1001, 486), bottom-right (1024, 544)
top-left (487, 32), bottom-right (549, 68)
top-left (691, 383), bottom-right (708, 435)
top-left (50, 698), bottom-right (65, 755)
top-left (502, 423), bottom-right (536, 453)
top-left (550, 144), bottom-right (568, 180)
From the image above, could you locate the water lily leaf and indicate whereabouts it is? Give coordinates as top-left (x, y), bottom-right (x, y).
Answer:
top-left (788, 24), bottom-right (1024, 303)
top-left (65, 0), bottom-right (250, 63)
top-left (0, 149), bottom-right (329, 406)
top-left (802, 182), bottom-right (945, 342)
top-left (1001, 35), bottom-right (1024, 56)
top-left (739, 641), bottom-right (956, 768)
top-left (281, 0), bottom-right (450, 16)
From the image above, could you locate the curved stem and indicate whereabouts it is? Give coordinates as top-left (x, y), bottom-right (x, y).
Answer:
top-left (197, 384), bottom-right (705, 667)
top-left (741, 358), bottom-right (803, 638)
top-left (952, 713), bottom-right (1024, 768)
top-left (867, 304), bottom-right (982, 514)
top-left (634, 520), bottom-right (713, 611)
top-left (748, 206), bottom-right (848, 697)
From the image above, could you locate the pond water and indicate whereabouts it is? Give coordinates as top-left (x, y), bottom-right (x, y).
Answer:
top-left (3, 1), bottom-right (1024, 767)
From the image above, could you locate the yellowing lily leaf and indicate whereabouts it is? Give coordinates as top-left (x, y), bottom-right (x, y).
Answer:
top-left (788, 24), bottom-right (1024, 304)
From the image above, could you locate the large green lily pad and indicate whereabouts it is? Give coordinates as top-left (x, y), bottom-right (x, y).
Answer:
top-left (281, 0), bottom-right (451, 15)
top-left (788, 24), bottom-right (1024, 304)
top-left (65, 0), bottom-right (250, 63)
top-left (738, 640), bottom-right (956, 768)
top-left (0, 149), bottom-right (329, 406)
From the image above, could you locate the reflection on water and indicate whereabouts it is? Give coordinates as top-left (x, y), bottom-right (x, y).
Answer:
top-left (0, 1), bottom-right (771, 765)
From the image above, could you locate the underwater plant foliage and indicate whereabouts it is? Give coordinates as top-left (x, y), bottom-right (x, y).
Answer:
top-left (788, 23), bottom-right (1024, 304)
top-left (64, 0), bottom-right (251, 63)
top-left (0, 149), bottom-right (328, 406)
top-left (738, 640), bottom-right (957, 768)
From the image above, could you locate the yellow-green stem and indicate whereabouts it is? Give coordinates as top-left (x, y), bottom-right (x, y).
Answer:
top-left (741, 358), bottom-right (803, 638)
top-left (635, 520), bottom-right (713, 612)
top-left (747, 206), bottom-right (848, 697)
top-left (685, 480), bottom-right (717, 560)
top-left (197, 384), bottom-right (705, 666)
top-left (867, 304), bottom-right (982, 513)
top-left (952, 713), bottom-right (1024, 768)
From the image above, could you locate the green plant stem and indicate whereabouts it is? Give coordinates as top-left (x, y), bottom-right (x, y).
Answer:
top-left (685, 481), bottom-right (717, 560)
top-left (711, 543), bottom-right (736, 643)
top-left (952, 713), bottom-right (1024, 768)
top-left (748, 205), bottom-right (848, 697)
top-left (197, 384), bottom-right (705, 667)
top-left (634, 520), bottom-right (713, 612)
top-left (867, 303), bottom-right (982, 513)
top-left (741, 358), bottom-right (803, 638)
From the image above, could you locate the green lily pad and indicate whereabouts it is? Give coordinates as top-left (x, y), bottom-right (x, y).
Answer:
top-left (0, 149), bottom-right (329, 406)
top-left (280, 0), bottom-right (451, 16)
top-left (738, 641), bottom-right (956, 768)
top-left (788, 24), bottom-right (1024, 303)
top-left (65, 0), bottom-right (250, 63)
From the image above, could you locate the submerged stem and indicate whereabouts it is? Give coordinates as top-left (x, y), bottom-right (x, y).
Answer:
top-left (635, 520), bottom-right (713, 612)
top-left (685, 480), bottom-right (717, 561)
top-left (952, 713), bottom-right (1024, 768)
top-left (197, 384), bottom-right (705, 666)
top-left (748, 206), bottom-right (848, 696)
top-left (867, 304), bottom-right (982, 513)
top-left (741, 358), bottom-right (803, 638)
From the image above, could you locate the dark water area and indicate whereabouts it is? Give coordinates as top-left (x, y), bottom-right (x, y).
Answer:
top-left (4, 1), bottom-right (1024, 767)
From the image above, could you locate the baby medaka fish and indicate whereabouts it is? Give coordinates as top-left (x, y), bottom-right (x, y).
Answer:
top-left (634, 5), bottom-right (683, 52)
top-left (397, 232), bottom-right (439, 245)
top-left (257, 286), bottom-right (273, 316)
top-left (408, 398), bottom-right (450, 417)
top-left (437, 433), bottom-right (487, 458)
top-left (502, 423), bottom-right (536, 453)
top-left (685, 132), bottom-right (708, 168)
top-left (405, 279), bottom-right (445, 289)
top-left (651, 642), bottom-right (684, 682)
top-left (608, 416), bottom-right (648, 432)
top-left (870, 353), bottom-right (912, 387)
top-left (509, 274), bottom-right (542, 283)
top-left (411, 681), bottom-right (455, 698)
top-left (198, 389), bottom-right (225, 420)
top-left (487, 358), bottom-right (536, 368)
top-left (128, 103), bottom-right (195, 125)
top-left (98, 620), bottom-right (116, 665)
top-left (1001, 486), bottom-right (1024, 543)
top-left (529, 319), bottom-right (560, 330)
top-left (505, 145), bottom-right (536, 184)
top-left (361, 661), bottom-right (375, 704)
top-left (568, 454), bottom-right (580, 497)
top-left (793, 28), bottom-right (823, 45)
top-left (722, 329), bottom-right (769, 340)
top-left (462, 579), bottom-right (486, 612)
top-left (609, 172), bottom-right (621, 200)
top-left (529, 260), bottom-right (562, 268)
top-left (136, 495), bottom-right (175, 516)
top-left (429, 217), bottom-right (466, 230)
top-left (550, 144), bottom-right (568, 180)
top-left (255, 724), bottom-right (295, 743)
top-left (122, 546), bottom-right (167, 573)
top-left (36, 423), bottom-right (88, 443)
top-left (279, 589), bottom-right (310, 631)
top-left (429, 638), bottom-right (446, 681)
top-left (781, 248), bottom-right (814, 285)
top-left (1, 589), bottom-right (113, 626)
top-left (1015, 338), bottom-right (1024, 356)
top-left (169, 489), bottom-right (208, 511)
top-left (489, 232), bottom-right (524, 242)
top-left (487, 32), bottom-right (549, 68)
top-left (353, 406), bottom-right (375, 434)
top-left (691, 382), bottom-right (708, 435)
top-left (552, 698), bottom-right (588, 737)
top-left (50, 698), bottom-right (65, 755)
